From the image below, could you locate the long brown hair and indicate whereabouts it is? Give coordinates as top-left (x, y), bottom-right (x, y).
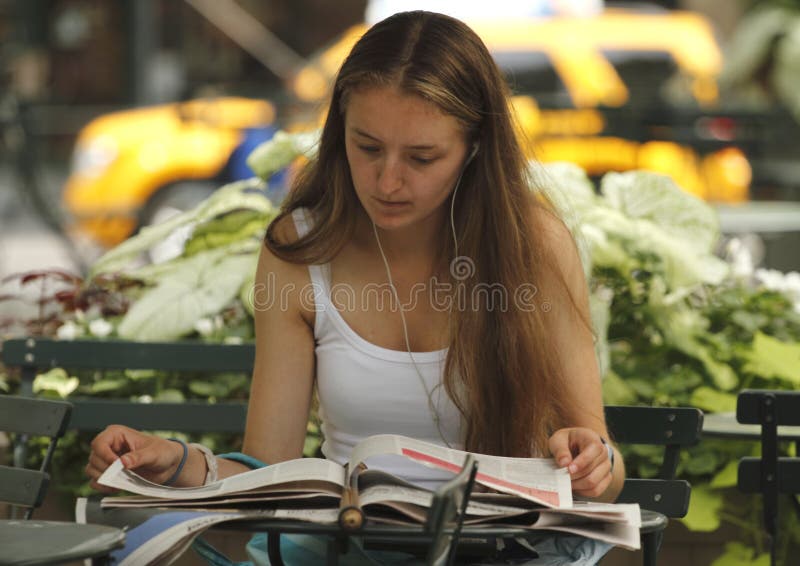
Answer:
top-left (266, 11), bottom-right (574, 457)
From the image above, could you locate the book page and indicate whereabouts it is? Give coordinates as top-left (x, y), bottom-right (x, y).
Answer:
top-left (349, 435), bottom-right (572, 508)
top-left (360, 484), bottom-right (537, 518)
top-left (97, 456), bottom-right (346, 500)
top-left (102, 492), bottom-right (339, 509)
top-left (102, 480), bottom-right (343, 507)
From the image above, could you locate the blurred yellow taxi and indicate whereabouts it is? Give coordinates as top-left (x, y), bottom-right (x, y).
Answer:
top-left (63, 97), bottom-right (277, 248)
top-left (64, 7), bottom-right (751, 248)
top-left (293, 9), bottom-right (751, 202)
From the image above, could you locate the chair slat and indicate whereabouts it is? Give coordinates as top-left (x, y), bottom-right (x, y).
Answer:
top-left (2, 337), bottom-right (253, 435)
top-left (0, 467), bottom-right (49, 508)
top-left (2, 338), bottom-right (255, 373)
top-left (0, 396), bottom-right (72, 437)
top-left (68, 398), bottom-right (247, 433)
top-left (738, 457), bottom-right (800, 493)
top-left (737, 390), bottom-right (800, 426)
top-left (605, 406), bottom-right (703, 447)
top-left (616, 479), bottom-right (691, 518)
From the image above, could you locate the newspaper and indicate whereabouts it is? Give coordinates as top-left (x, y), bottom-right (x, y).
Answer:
top-left (98, 456), bottom-right (345, 499)
top-left (349, 435), bottom-right (572, 507)
top-left (76, 498), bottom-right (339, 566)
top-left (99, 433), bottom-right (570, 508)
top-left (95, 433), bottom-right (640, 553)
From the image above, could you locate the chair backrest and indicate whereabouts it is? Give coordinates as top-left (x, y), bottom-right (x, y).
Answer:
top-left (424, 454), bottom-right (478, 566)
top-left (2, 337), bottom-right (253, 433)
top-left (605, 405), bottom-right (704, 518)
top-left (0, 395), bottom-right (72, 518)
top-left (736, 389), bottom-right (800, 546)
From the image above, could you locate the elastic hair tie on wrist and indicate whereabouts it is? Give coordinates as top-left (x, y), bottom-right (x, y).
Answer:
top-left (164, 438), bottom-right (188, 486)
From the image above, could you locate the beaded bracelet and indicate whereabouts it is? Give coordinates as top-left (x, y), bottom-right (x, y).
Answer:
top-left (164, 438), bottom-right (188, 486)
top-left (600, 437), bottom-right (615, 474)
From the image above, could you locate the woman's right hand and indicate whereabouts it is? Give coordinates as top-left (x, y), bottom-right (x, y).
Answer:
top-left (85, 425), bottom-right (184, 493)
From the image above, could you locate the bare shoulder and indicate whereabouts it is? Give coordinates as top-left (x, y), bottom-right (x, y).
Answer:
top-left (267, 211), bottom-right (301, 246)
top-left (255, 213), bottom-right (314, 325)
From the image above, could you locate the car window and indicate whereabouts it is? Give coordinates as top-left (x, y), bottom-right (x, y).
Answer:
top-left (494, 50), bottom-right (570, 107)
top-left (602, 49), bottom-right (677, 108)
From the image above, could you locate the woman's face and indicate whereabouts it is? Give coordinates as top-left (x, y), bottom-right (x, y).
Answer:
top-left (344, 85), bottom-right (470, 232)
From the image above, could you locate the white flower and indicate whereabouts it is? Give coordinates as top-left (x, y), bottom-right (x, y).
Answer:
top-left (88, 318), bottom-right (113, 338)
top-left (755, 268), bottom-right (800, 314)
top-left (725, 238), bottom-right (754, 280)
top-left (223, 336), bottom-right (244, 345)
top-left (56, 320), bottom-right (83, 341)
top-left (593, 285), bottom-right (614, 303)
top-left (784, 272), bottom-right (800, 293)
top-left (755, 269), bottom-right (799, 294)
top-left (755, 268), bottom-right (782, 289)
top-left (194, 318), bottom-right (215, 337)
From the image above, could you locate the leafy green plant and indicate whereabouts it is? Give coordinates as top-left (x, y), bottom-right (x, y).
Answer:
top-left (545, 162), bottom-right (800, 564)
top-left (4, 130), bottom-right (800, 564)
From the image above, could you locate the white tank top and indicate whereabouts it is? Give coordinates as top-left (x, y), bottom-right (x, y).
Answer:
top-left (291, 208), bottom-right (463, 488)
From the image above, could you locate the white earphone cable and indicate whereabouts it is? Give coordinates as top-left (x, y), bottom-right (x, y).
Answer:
top-left (371, 221), bottom-right (450, 446)
top-left (370, 145), bottom-right (475, 447)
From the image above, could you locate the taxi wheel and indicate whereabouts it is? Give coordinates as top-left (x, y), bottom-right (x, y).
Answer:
top-left (140, 181), bottom-right (217, 263)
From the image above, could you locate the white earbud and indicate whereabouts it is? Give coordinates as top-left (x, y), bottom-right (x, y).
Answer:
top-left (465, 142), bottom-right (479, 166)
top-left (448, 142), bottom-right (479, 261)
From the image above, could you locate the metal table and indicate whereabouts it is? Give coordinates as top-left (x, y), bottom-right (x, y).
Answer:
top-left (84, 499), bottom-right (665, 566)
top-left (0, 519), bottom-right (125, 566)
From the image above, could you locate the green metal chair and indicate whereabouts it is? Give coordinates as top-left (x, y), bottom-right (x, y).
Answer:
top-left (736, 389), bottom-right (800, 566)
top-left (606, 405), bottom-right (704, 566)
top-left (0, 395), bottom-right (125, 565)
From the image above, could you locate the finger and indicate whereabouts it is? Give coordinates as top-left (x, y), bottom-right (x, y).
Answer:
top-left (569, 450), bottom-right (606, 481)
top-left (571, 457), bottom-right (611, 490)
top-left (88, 477), bottom-right (119, 494)
top-left (572, 461), bottom-right (613, 497)
top-left (548, 431), bottom-right (573, 468)
top-left (120, 444), bottom-right (161, 470)
top-left (91, 426), bottom-right (137, 463)
top-left (566, 435), bottom-right (604, 474)
top-left (84, 461), bottom-right (101, 481)
top-left (88, 449), bottom-right (121, 469)
top-left (121, 438), bottom-right (177, 473)
top-left (85, 462), bottom-right (119, 493)
top-left (90, 436), bottom-right (126, 465)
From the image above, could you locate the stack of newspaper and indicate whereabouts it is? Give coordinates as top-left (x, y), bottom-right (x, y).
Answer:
top-left (88, 434), bottom-right (640, 564)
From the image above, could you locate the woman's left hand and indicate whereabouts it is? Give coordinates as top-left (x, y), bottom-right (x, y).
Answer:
top-left (548, 427), bottom-right (613, 498)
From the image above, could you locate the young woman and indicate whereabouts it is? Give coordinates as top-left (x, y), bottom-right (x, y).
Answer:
top-left (86, 11), bottom-right (624, 565)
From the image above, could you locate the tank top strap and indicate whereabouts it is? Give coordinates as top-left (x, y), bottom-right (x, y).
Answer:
top-left (290, 208), bottom-right (332, 311)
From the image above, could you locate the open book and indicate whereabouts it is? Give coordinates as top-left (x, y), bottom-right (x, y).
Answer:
top-left (97, 434), bottom-right (641, 551)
